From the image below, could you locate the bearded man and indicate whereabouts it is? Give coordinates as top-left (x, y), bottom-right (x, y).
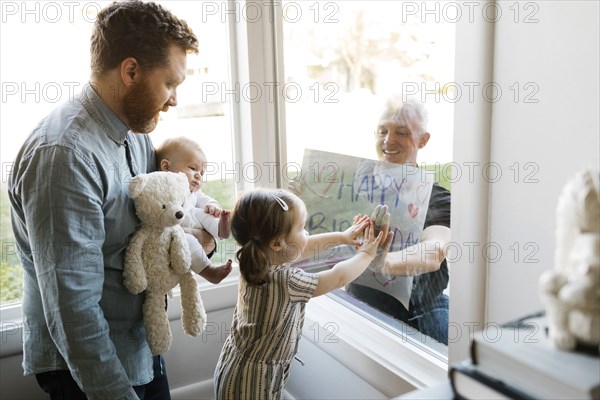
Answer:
top-left (8, 2), bottom-right (198, 399)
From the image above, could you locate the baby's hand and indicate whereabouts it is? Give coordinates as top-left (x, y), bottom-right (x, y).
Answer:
top-left (341, 214), bottom-right (370, 247)
top-left (218, 210), bottom-right (231, 239)
top-left (356, 222), bottom-right (384, 258)
top-left (204, 204), bottom-right (223, 217)
top-left (220, 209), bottom-right (231, 220)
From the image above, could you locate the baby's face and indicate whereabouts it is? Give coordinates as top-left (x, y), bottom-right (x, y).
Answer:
top-left (167, 149), bottom-right (207, 192)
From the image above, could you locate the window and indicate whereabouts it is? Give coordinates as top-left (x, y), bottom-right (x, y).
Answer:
top-left (0, 0), bottom-right (236, 306)
top-left (281, 1), bottom-right (454, 166)
top-left (146, 1), bottom-right (238, 266)
top-left (279, 1), bottom-right (455, 350)
top-left (1, 2), bottom-right (92, 306)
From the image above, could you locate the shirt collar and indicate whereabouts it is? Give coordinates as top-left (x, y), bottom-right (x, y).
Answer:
top-left (80, 83), bottom-right (130, 145)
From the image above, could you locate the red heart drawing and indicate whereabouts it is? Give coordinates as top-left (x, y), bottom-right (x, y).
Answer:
top-left (408, 203), bottom-right (419, 218)
top-left (372, 272), bottom-right (396, 287)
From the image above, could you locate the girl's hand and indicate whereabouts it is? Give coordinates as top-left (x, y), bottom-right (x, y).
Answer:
top-left (341, 214), bottom-right (371, 246)
top-left (356, 222), bottom-right (384, 258)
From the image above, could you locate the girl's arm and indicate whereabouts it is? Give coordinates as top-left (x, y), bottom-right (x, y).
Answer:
top-left (300, 205), bottom-right (390, 261)
top-left (312, 223), bottom-right (394, 297)
top-left (299, 214), bottom-right (370, 261)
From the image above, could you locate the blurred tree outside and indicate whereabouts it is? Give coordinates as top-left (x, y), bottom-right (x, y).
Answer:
top-left (285, 3), bottom-right (450, 94)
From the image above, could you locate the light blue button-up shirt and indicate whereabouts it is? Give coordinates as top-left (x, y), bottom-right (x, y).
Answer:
top-left (9, 84), bottom-right (156, 399)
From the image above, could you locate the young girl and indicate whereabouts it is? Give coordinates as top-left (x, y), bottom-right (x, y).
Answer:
top-left (213, 188), bottom-right (393, 399)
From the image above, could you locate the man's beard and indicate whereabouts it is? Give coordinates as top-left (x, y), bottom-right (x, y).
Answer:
top-left (122, 79), bottom-right (162, 133)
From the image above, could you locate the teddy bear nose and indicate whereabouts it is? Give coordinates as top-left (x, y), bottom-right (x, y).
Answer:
top-left (175, 211), bottom-right (184, 219)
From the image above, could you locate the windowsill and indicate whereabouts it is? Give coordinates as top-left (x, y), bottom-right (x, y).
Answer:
top-left (0, 302), bottom-right (24, 358)
top-left (330, 289), bottom-right (448, 356)
top-left (303, 293), bottom-right (448, 397)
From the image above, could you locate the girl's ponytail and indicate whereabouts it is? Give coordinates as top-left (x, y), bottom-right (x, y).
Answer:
top-left (237, 240), bottom-right (270, 285)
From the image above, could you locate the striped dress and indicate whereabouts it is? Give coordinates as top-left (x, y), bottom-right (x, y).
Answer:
top-left (214, 265), bottom-right (319, 399)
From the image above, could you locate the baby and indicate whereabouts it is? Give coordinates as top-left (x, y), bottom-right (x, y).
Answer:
top-left (155, 136), bottom-right (232, 283)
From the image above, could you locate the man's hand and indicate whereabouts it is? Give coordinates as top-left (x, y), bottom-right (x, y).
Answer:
top-left (287, 177), bottom-right (303, 195)
top-left (367, 230), bottom-right (395, 274)
top-left (370, 204), bottom-right (391, 241)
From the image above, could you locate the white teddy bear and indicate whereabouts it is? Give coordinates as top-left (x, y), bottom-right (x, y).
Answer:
top-left (539, 169), bottom-right (600, 351)
top-left (123, 171), bottom-right (207, 355)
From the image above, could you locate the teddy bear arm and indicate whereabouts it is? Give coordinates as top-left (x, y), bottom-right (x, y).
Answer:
top-left (123, 231), bottom-right (149, 294)
top-left (538, 269), bottom-right (567, 295)
top-left (559, 280), bottom-right (600, 308)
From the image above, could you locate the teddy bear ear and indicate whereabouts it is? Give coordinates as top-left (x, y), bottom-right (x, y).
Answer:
top-left (128, 174), bottom-right (149, 199)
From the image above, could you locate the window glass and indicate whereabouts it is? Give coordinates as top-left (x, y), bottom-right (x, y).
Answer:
top-left (0, 1), bottom-right (235, 306)
top-left (281, 0), bottom-right (455, 347)
top-left (149, 1), bottom-right (237, 266)
top-left (282, 1), bottom-right (454, 167)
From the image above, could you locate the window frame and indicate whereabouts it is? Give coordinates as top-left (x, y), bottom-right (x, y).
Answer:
top-left (226, 0), bottom-right (286, 192)
top-left (245, 0), bottom-right (493, 373)
top-left (232, 0), bottom-right (455, 386)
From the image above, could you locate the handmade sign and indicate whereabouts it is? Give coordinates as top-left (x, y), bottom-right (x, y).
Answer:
top-left (297, 149), bottom-right (434, 308)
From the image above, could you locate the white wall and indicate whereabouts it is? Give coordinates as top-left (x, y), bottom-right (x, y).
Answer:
top-left (450, 0), bottom-right (599, 363)
top-left (486, 0), bottom-right (599, 324)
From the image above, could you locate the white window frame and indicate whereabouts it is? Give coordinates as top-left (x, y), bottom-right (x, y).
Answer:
top-left (234, 0), bottom-right (497, 385)
top-left (226, 0), bottom-right (286, 192)
top-left (447, 0), bottom-right (495, 364)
